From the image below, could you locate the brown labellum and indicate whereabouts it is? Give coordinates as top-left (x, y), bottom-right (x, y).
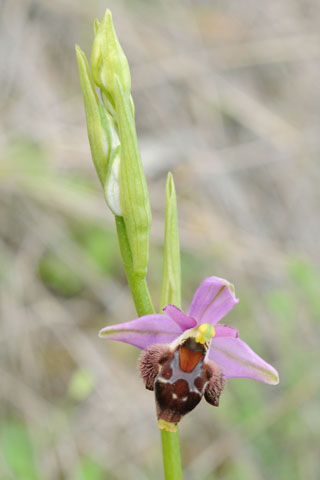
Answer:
top-left (139, 337), bottom-right (225, 427)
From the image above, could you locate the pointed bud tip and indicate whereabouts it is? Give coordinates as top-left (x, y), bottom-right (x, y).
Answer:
top-left (100, 8), bottom-right (113, 29)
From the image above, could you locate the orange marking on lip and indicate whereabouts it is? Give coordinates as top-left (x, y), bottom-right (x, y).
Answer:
top-left (179, 346), bottom-right (203, 373)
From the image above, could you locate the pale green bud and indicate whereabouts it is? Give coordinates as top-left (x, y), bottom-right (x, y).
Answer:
top-left (91, 9), bottom-right (131, 102)
top-left (160, 173), bottom-right (181, 310)
top-left (114, 75), bottom-right (152, 277)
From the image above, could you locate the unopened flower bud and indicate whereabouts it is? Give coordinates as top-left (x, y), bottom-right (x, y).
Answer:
top-left (91, 9), bottom-right (131, 103)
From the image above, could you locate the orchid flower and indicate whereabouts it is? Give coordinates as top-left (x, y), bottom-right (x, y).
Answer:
top-left (100, 276), bottom-right (279, 431)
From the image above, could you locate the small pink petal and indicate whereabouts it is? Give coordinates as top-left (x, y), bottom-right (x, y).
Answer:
top-left (99, 314), bottom-right (182, 350)
top-left (214, 325), bottom-right (239, 338)
top-left (162, 305), bottom-right (197, 330)
top-left (188, 276), bottom-right (239, 325)
top-left (208, 337), bottom-right (279, 385)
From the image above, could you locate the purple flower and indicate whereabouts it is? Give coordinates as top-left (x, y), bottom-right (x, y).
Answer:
top-left (99, 276), bottom-right (279, 431)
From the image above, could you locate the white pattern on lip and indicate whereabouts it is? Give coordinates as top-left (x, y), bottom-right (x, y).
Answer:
top-left (156, 349), bottom-right (205, 395)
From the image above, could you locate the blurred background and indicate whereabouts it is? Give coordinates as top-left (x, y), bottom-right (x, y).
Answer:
top-left (1, 0), bottom-right (320, 479)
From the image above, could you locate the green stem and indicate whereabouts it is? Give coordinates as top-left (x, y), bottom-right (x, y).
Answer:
top-left (159, 173), bottom-right (183, 479)
top-left (115, 215), bottom-right (183, 479)
top-left (161, 430), bottom-right (183, 480)
top-left (115, 216), bottom-right (154, 317)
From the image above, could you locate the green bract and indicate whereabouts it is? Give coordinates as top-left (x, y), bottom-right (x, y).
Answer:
top-left (160, 173), bottom-right (181, 310)
top-left (75, 45), bottom-right (108, 186)
top-left (114, 77), bottom-right (152, 277)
